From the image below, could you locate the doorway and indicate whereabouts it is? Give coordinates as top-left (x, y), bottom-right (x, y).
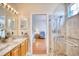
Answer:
top-left (31, 14), bottom-right (49, 55)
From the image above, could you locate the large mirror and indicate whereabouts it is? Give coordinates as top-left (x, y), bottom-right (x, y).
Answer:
top-left (0, 6), bottom-right (6, 39)
top-left (7, 17), bottom-right (16, 30)
top-left (6, 7), bottom-right (17, 37)
top-left (6, 11), bottom-right (16, 30)
top-left (0, 4), bottom-right (18, 40)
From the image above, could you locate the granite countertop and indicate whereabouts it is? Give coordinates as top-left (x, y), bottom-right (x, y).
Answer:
top-left (0, 37), bottom-right (28, 56)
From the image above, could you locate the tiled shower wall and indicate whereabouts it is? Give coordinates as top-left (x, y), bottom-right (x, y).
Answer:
top-left (49, 4), bottom-right (79, 56)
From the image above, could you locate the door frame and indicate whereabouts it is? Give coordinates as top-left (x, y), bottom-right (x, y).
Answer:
top-left (30, 13), bottom-right (49, 55)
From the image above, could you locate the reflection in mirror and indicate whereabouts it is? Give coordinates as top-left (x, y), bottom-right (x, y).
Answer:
top-left (8, 18), bottom-right (16, 30)
top-left (0, 17), bottom-right (5, 39)
top-left (6, 9), bottom-right (17, 37)
top-left (0, 6), bottom-right (6, 39)
top-left (6, 10), bottom-right (16, 30)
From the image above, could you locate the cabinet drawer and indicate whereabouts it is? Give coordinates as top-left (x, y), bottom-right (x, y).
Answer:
top-left (26, 40), bottom-right (28, 54)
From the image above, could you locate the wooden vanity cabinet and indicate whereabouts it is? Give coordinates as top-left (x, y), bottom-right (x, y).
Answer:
top-left (20, 40), bottom-right (27, 56)
top-left (11, 45), bottom-right (20, 56)
top-left (4, 52), bottom-right (11, 56)
top-left (20, 39), bottom-right (28, 56)
top-left (26, 40), bottom-right (28, 54)
top-left (4, 39), bottom-right (28, 56)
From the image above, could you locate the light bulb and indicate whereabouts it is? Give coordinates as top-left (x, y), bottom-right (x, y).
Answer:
top-left (16, 12), bottom-right (19, 14)
top-left (11, 8), bottom-right (14, 11)
top-left (4, 3), bottom-right (7, 7)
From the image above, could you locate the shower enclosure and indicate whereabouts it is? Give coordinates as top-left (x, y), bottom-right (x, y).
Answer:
top-left (49, 3), bottom-right (79, 56)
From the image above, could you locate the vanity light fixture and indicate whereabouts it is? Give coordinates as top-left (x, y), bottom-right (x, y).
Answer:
top-left (0, 3), bottom-right (5, 8)
top-left (14, 10), bottom-right (16, 13)
top-left (3, 3), bottom-right (7, 8)
top-left (0, 3), bottom-right (19, 15)
top-left (16, 11), bottom-right (19, 14)
top-left (7, 5), bottom-right (11, 10)
top-left (11, 8), bottom-right (14, 13)
top-left (13, 10), bottom-right (16, 14)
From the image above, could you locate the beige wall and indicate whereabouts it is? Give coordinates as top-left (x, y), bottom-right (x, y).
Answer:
top-left (66, 15), bottom-right (79, 38)
top-left (64, 4), bottom-right (79, 38)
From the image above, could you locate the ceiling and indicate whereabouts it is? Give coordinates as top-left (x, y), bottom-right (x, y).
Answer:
top-left (8, 3), bottom-right (61, 17)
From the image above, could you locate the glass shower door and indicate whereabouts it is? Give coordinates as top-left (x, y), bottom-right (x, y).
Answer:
top-left (49, 15), bottom-right (66, 56)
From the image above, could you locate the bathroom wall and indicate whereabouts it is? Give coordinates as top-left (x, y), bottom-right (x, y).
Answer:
top-left (57, 3), bottom-right (79, 56)
top-left (66, 15), bottom-right (79, 38)
top-left (65, 15), bottom-right (79, 55)
top-left (62, 4), bottom-right (79, 56)
top-left (0, 6), bottom-right (5, 38)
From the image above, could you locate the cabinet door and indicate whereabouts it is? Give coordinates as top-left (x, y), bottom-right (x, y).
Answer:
top-left (20, 40), bottom-right (26, 56)
top-left (26, 40), bottom-right (28, 54)
top-left (11, 46), bottom-right (20, 56)
top-left (4, 52), bottom-right (11, 56)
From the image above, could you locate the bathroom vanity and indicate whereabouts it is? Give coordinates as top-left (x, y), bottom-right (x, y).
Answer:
top-left (0, 37), bottom-right (28, 56)
top-left (0, 4), bottom-right (29, 56)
